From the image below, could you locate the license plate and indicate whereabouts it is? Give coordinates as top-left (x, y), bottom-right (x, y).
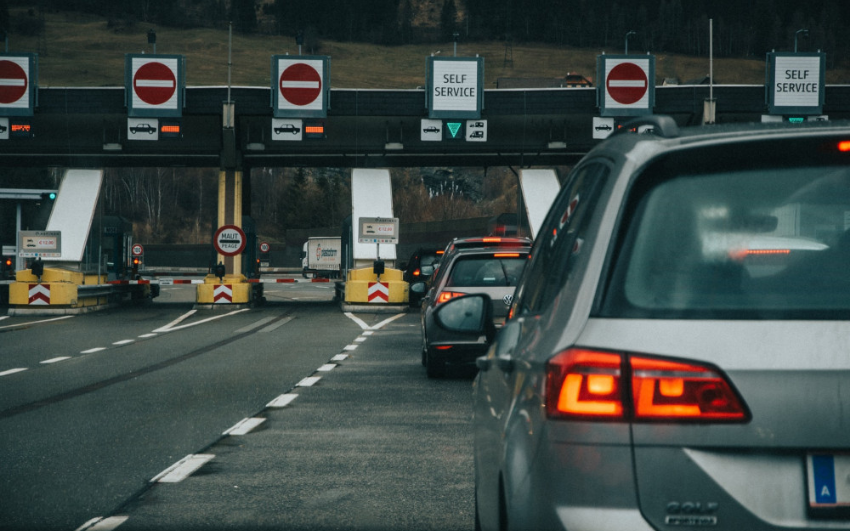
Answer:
top-left (807, 454), bottom-right (850, 509)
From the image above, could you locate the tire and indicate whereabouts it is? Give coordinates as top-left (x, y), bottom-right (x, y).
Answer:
top-left (425, 348), bottom-right (446, 378)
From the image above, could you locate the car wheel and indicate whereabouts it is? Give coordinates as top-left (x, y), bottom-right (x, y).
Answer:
top-left (425, 348), bottom-right (446, 378)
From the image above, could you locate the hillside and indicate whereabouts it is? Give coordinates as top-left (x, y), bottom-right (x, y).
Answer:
top-left (11, 8), bottom-right (850, 89)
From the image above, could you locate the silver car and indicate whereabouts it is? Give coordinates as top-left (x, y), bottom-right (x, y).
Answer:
top-left (434, 116), bottom-right (850, 530)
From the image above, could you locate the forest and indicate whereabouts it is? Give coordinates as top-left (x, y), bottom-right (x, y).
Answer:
top-left (25, 0), bottom-right (850, 61)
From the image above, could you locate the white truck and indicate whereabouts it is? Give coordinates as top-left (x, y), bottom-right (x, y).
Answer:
top-left (301, 237), bottom-right (342, 278)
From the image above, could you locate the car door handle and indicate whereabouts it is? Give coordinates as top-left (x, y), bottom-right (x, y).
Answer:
top-left (496, 355), bottom-right (514, 373)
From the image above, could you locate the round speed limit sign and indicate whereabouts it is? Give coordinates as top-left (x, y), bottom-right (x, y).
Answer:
top-left (132, 244), bottom-right (144, 256)
top-left (214, 225), bottom-right (246, 257)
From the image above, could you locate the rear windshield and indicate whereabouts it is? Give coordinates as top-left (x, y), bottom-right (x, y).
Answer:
top-left (602, 141), bottom-right (850, 319)
top-left (445, 255), bottom-right (527, 288)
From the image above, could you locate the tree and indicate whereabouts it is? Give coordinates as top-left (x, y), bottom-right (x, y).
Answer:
top-left (230, 0), bottom-right (257, 33)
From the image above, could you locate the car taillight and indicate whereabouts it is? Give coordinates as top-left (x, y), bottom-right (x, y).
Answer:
top-left (547, 349), bottom-right (624, 419)
top-left (838, 140), bottom-right (850, 152)
top-left (631, 356), bottom-right (747, 421)
top-left (413, 268), bottom-right (421, 277)
top-left (436, 291), bottom-right (463, 304)
top-left (546, 348), bottom-right (748, 422)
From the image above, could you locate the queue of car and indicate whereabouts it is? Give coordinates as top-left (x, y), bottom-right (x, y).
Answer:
top-left (426, 116), bottom-right (850, 530)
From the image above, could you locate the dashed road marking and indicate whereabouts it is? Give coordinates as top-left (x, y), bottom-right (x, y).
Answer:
top-left (81, 347), bottom-right (107, 354)
top-left (151, 454), bottom-right (215, 483)
top-left (41, 356), bottom-right (71, 364)
top-left (223, 417), bottom-right (266, 436)
top-left (267, 393), bottom-right (298, 408)
top-left (317, 364), bottom-right (336, 372)
top-left (296, 376), bottom-right (321, 387)
top-left (112, 340), bottom-right (135, 346)
top-left (74, 516), bottom-right (129, 531)
top-left (0, 368), bottom-right (27, 376)
top-left (331, 354), bottom-right (348, 361)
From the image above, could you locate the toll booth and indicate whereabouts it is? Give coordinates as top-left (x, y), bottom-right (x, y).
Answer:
top-left (101, 215), bottom-right (134, 281)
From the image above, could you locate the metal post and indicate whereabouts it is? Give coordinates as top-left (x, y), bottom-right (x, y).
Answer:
top-left (15, 202), bottom-right (22, 271)
top-left (625, 31), bottom-right (636, 54)
top-left (795, 29), bottom-right (808, 53)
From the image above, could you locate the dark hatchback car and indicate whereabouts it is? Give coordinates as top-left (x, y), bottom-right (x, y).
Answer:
top-left (417, 239), bottom-right (531, 377)
top-left (403, 247), bottom-right (442, 306)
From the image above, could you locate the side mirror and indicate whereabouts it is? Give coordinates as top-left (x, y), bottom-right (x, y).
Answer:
top-left (433, 293), bottom-right (496, 342)
top-left (410, 282), bottom-right (427, 294)
top-left (419, 265), bottom-right (435, 277)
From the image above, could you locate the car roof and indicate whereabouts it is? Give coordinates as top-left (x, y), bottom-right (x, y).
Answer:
top-left (443, 236), bottom-right (532, 254)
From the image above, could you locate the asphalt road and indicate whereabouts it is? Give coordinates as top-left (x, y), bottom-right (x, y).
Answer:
top-left (0, 282), bottom-right (475, 531)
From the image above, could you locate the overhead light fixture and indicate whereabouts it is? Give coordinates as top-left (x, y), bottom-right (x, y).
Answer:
top-left (548, 141), bottom-right (567, 149)
top-left (103, 143), bottom-right (123, 151)
top-left (384, 142), bottom-right (404, 151)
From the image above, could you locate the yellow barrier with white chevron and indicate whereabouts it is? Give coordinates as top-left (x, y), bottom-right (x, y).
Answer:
top-left (9, 267), bottom-right (108, 308)
top-left (196, 274), bottom-right (252, 305)
top-left (344, 267), bottom-right (408, 304)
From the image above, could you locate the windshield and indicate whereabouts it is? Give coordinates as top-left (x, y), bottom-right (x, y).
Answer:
top-left (445, 255), bottom-right (527, 288)
top-left (603, 163), bottom-right (850, 318)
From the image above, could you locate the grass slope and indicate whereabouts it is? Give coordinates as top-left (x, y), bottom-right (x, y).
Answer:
top-left (16, 9), bottom-right (850, 89)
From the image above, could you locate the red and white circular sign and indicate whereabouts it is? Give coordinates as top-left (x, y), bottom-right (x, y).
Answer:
top-left (133, 61), bottom-right (177, 106)
top-left (0, 59), bottom-right (28, 106)
top-left (259, 241), bottom-right (270, 253)
top-left (214, 225), bottom-right (246, 257)
top-left (132, 244), bottom-right (144, 256)
top-left (606, 61), bottom-right (649, 105)
top-left (280, 62), bottom-right (322, 106)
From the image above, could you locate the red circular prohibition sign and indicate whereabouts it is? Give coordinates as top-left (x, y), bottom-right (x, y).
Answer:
top-left (606, 62), bottom-right (648, 105)
top-left (133, 62), bottom-right (177, 106)
top-left (280, 63), bottom-right (322, 106)
top-left (0, 60), bottom-right (28, 105)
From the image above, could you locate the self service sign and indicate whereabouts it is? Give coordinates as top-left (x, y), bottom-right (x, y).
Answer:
top-left (767, 52), bottom-right (825, 115)
top-left (427, 56), bottom-right (484, 119)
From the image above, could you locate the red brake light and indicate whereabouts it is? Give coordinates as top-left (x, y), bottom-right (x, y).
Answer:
top-left (630, 356), bottom-right (747, 420)
top-left (546, 349), bottom-right (624, 419)
top-left (838, 140), bottom-right (850, 152)
top-left (493, 253), bottom-right (520, 258)
top-left (546, 349), bottom-right (748, 422)
top-left (436, 291), bottom-right (463, 304)
top-left (413, 268), bottom-right (421, 277)
top-left (482, 237), bottom-right (502, 242)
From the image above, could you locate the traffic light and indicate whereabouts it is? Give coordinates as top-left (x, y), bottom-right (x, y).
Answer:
top-left (1, 256), bottom-right (12, 279)
top-left (214, 262), bottom-right (226, 281)
top-left (41, 192), bottom-right (56, 201)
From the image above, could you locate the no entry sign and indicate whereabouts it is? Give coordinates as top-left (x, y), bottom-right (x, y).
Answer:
top-left (598, 55), bottom-right (655, 117)
top-left (125, 54), bottom-right (184, 117)
top-left (272, 56), bottom-right (330, 118)
top-left (0, 54), bottom-right (36, 115)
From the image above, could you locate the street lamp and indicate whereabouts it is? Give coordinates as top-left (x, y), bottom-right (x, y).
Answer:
top-left (795, 29), bottom-right (808, 53)
top-left (625, 31), bottom-right (636, 54)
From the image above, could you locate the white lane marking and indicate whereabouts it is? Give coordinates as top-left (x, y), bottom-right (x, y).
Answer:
top-left (344, 344), bottom-right (358, 351)
top-left (0, 368), bottom-right (27, 376)
top-left (81, 347), bottom-right (107, 354)
top-left (151, 454), bottom-right (215, 483)
top-left (223, 417), bottom-right (266, 436)
top-left (296, 376), bottom-right (321, 387)
top-left (317, 364), bottom-right (336, 372)
top-left (354, 336), bottom-right (367, 342)
top-left (267, 393), bottom-right (298, 408)
top-left (153, 309), bottom-right (249, 333)
top-left (0, 316), bottom-right (8, 322)
top-left (41, 356), bottom-right (71, 364)
top-left (344, 313), bottom-right (371, 330)
top-left (372, 313), bottom-right (406, 330)
top-left (259, 315), bottom-right (294, 333)
top-left (0, 315), bottom-right (73, 330)
top-left (138, 333), bottom-right (157, 338)
top-left (112, 339), bottom-right (135, 346)
top-left (152, 310), bottom-right (196, 332)
top-left (74, 516), bottom-right (129, 531)
top-left (362, 330), bottom-right (374, 336)
top-left (234, 316), bottom-right (277, 334)
top-left (331, 354), bottom-right (348, 361)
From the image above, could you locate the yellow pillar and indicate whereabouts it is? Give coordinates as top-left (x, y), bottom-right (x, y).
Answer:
top-left (217, 169), bottom-right (243, 276)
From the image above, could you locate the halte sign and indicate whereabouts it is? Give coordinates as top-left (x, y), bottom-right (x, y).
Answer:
top-left (767, 52), bottom-right (825, 115)
top-left (426, 56), bottom-right (484, 119)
